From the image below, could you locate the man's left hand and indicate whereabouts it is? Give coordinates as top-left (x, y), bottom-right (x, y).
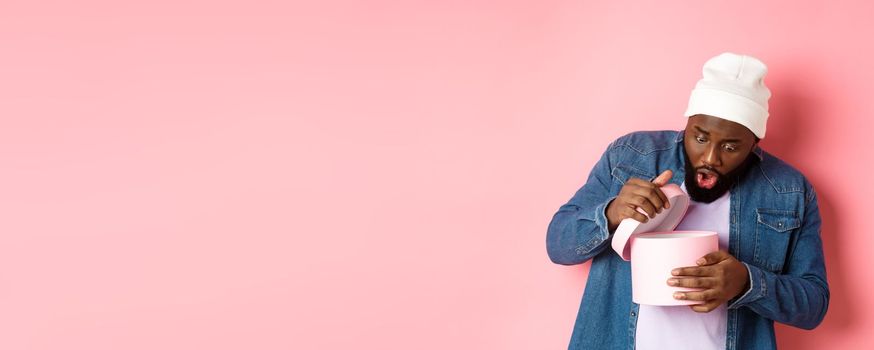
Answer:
top-left (667, 250), bottom-right (750, 313)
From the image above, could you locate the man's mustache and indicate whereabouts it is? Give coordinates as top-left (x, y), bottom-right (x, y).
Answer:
top-left (695, 166), bottom-right (723, 177)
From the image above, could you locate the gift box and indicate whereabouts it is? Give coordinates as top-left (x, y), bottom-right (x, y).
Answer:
top-left (610, 183), bottom-right (718, 306)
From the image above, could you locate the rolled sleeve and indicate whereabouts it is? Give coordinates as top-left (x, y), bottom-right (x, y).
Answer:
top-left (728, 262), bottom-right (767, 309)
top-left (591, 196), bottom-right (617, 238)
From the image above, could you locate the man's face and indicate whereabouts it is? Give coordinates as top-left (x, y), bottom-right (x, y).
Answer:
top-left (683, 114), bottom-right (759, 203)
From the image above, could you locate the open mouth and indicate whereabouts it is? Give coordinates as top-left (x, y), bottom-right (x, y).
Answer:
top-left (696, 170), bottom-right (718, 190)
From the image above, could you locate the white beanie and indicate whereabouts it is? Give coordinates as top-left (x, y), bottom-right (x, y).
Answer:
top-left (684, 52), bottom-right (771, 139)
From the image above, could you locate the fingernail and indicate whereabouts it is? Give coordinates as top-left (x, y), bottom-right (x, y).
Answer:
top-left (667, 279), bottom-right (678, 286)
top-left (673, 292), bottom-right (685, 300)
top-left (671, 269), bottom-right (679, 276)
top-left (696, 258), bottom-right (706, 265)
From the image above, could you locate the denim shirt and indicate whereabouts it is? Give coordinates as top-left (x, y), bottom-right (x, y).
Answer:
top-left (546, 130), bottom-right (829, 350)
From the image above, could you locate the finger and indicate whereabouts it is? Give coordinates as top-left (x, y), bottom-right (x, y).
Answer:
top-left (650, 170), bottom-right (673, 209)
top-left (636, 180), bottom-right (669, 211)
top-left (673, 288), bottom-right (717, 302)
top-left (667, 277), bottom-right (716, 289)
top-left (654, 183), bottom-right (670, 209)
top-left (698, 250), bottom-right (730, 266)
top-left (652, 169), bottom-right (673, 186)
top-left (671, 266), bottom-right (712, 277)
top-left (624, 205), bottom-right (649, 223)
top-left (690, 299), bottom-right (723, 313)
top-left (629, 195), bottom-right (659, 218)
top-left (633, 186), bottom-right (667, 213)
top-left (622, 179), bottom-right (668, 216)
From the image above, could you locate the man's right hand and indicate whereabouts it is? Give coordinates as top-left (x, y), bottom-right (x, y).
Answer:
top-left (606, 170), bottom-right (673, 233)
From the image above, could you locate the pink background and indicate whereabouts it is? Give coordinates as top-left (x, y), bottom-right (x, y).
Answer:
top-left (1, 1), bottom-right (872, 349)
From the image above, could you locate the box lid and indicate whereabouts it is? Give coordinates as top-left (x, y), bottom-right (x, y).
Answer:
top-left (610, 183), bottom-right (690, 261)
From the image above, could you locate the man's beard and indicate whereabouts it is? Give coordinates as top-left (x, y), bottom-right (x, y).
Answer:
top-left (683, 154), bottom-right (757, 203)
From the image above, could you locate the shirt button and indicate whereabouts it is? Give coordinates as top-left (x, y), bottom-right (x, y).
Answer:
top-left (631, 311), bottom-right (636, 317)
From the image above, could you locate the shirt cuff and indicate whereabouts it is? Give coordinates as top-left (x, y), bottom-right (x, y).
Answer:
top-left (576, 196), bottom-right (617, 252)
top-left (595, 196), bottom-right (618, 238)
top-left (728, 262), bottom-right (767, 309)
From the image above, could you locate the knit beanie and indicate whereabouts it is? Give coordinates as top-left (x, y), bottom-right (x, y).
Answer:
top-left (684, 52), bottom-right (771, 139)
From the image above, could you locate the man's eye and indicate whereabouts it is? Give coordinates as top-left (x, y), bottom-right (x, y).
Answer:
top-left (724, 144), bottom-right (737, 152)
top-left (695, 136), bottom-right (707, 143)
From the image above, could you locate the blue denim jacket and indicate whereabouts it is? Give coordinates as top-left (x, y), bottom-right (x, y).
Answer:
top-left (546, 130), bottom-right (829, 350)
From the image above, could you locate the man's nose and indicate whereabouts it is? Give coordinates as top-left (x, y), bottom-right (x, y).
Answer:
top-left (703, 146), bottom-right (722, 167)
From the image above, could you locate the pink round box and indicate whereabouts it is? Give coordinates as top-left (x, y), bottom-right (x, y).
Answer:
top-left (610, 183), bottom-right (718, 306)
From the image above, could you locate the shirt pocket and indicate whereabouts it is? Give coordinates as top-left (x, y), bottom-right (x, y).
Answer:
top-left (610, 164), bottom-right (654, 186)
top-left (754, 208), bottom-right (801, 273)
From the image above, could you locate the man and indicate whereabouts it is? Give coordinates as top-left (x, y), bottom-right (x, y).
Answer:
top-left (546, 53), bottom-right (828, 349)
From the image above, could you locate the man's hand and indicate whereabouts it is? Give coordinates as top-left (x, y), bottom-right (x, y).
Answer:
top-left (606, 170), bottom-right (673, 233)
top-left (667, 250), bottom-right (751, 313)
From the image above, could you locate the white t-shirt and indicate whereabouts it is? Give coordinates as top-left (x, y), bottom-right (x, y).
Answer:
top-left (635, 183), bottom-right (730, 350)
